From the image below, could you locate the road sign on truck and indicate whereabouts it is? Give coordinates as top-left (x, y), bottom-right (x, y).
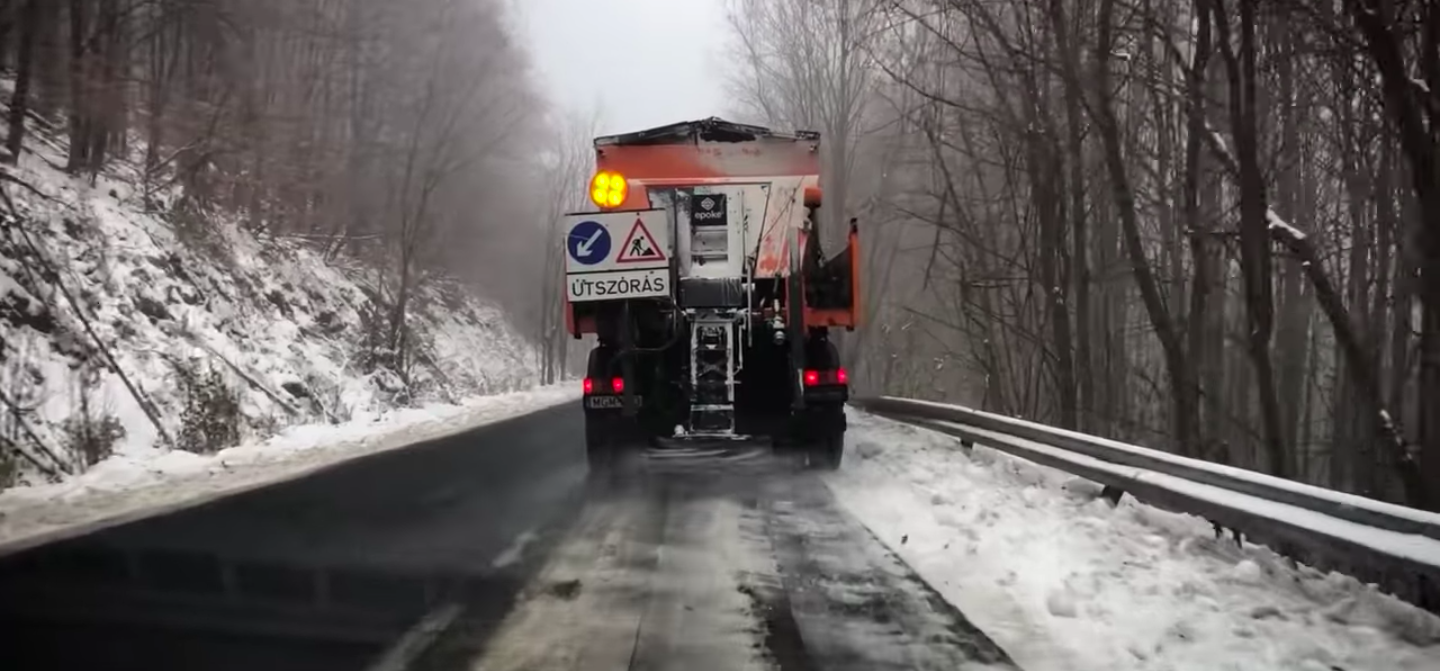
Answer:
top-left (567, 268), bottom-right (670, 302)
top-left (563, 209), bottom-right (669, 274)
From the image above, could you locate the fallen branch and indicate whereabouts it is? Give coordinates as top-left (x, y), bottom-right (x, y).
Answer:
top-left (0, 170), bottom-right (60, 203)
top-left (187, 337), bottom-right (311, 420)
top-left (2, 211), bottom-right (176, 451)
top-left (0, 388), bottom-right (70, 480)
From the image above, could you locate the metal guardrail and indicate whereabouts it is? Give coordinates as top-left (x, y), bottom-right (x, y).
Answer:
top-left (853, 396), bottom-right (1440, 613)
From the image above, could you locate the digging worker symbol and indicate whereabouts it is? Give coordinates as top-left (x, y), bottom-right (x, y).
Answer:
top-left (617, 217), bottom-right (664, 264)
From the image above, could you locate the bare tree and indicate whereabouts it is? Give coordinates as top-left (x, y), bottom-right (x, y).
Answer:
top-left (716, 0), bottom-right (1440, 506)
top-left (726, 0), bottom-right (881, 242)
top-left (535, 109), bottom-right (600, 384)
top-left (4, 0), bottom-right (548, 392)
top-left (4, 0), bottom-right (39, 162)
top-left (1341, 0), bottom-right (1440, 507)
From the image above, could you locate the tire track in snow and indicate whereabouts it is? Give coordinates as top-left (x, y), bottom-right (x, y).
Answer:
top-left (466, 448), bottom-right (1016, 670)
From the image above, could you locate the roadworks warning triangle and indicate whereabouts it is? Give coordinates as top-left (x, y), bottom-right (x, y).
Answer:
top-left (617, 217), bottom-right (666, 263)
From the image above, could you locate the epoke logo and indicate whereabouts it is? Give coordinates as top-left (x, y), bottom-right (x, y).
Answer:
top-left (692, 194), bottom-right (727, 222)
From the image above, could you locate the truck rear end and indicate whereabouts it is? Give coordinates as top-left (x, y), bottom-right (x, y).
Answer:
top-left (560, 118), bottom-right (859, 470)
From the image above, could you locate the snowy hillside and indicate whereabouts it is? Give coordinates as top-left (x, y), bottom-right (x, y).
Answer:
top-left (0, 119), bottom-right (542, 493)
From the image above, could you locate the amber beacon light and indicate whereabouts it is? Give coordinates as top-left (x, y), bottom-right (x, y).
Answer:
top-left (590, 170), bottom-right (628, 209)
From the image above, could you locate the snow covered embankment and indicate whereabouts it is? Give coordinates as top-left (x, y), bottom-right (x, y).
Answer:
top-left (1, 126), bottom-right (576, 549)
top-left (829, 409), bottom-right (1440, 671)
top-left (0, 385), bottom-right (577, 553)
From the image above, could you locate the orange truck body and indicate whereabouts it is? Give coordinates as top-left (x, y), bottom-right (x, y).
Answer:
top-left (565, 118), bottom-right (859, 337)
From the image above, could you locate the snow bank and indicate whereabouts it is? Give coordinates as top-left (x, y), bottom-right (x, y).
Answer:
top-left (829, 409), bottom-right (1440, 671)
top-left (1, 113), bottom-right (545, 494)
top-left (0, 384), bottom-right (579, 553)
top-left (933, 420), bottom-right (1440, 566)
top-left (885, 397), bottom-right (1440, 533)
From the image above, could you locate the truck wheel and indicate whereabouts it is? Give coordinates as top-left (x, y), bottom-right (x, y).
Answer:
top-left (809, 430), bottom-right (845, 471)
top-left (586, 418), bottom-right (613, 472)
top-left (796, 404), bottom-right (845, 471)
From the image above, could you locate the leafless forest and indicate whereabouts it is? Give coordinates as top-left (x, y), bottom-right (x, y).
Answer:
top-left (726, 0), bottom-right (1440, 509)
top-left (1, 0), bottom-right (556, 383)
top-left (5, 0), bottom-right (1438, 509)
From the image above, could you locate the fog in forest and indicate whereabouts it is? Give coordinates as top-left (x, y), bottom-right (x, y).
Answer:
top-left (4, 0), bottom-right (1440, 509)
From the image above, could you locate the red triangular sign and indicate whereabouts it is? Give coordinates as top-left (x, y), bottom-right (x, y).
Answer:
top-left (617, 217), bottom-right (666, 263)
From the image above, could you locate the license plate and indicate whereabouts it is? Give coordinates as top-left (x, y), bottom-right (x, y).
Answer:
top-left (586, 395), bottom-right (643, 410)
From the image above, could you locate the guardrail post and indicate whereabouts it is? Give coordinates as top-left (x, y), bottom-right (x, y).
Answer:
top-left (1101, 485), bottom-right (1125, 506)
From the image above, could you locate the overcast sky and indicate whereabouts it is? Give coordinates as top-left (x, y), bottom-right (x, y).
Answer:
top-left (517, 0), bottom-right (732, 136)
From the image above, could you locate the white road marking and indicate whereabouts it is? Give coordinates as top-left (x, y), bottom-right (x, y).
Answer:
top-left (364, 601), bottom-right (464, 671)
top-left (471, 496), bottom-right (667, 670)
top-left (490, 528), bottom-right (539, 569)
top-left (646, 448), bottom-right (729, 459)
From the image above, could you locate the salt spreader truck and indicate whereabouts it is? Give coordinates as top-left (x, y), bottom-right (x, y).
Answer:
top-left (562, 118), bottom-right (859, 470)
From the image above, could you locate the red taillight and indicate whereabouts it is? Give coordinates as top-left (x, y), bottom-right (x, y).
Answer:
top-left (583, 378), bottom-right (594, 395)
top-left (611, 377), bottom-right (625, 394)
top-left (803, 369), bottom-right (847, 386)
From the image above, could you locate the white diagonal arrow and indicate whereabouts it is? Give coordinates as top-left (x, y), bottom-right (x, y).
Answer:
top-left (576, 228), bottom-right (604, 258)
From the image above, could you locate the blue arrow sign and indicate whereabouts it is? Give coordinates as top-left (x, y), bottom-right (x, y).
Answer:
top-left (567, 220), bottom-right (611, 266)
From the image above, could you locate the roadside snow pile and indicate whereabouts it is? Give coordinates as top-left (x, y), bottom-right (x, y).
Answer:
top-left (0, 111), bottom-right (542, 497)
top-left (0, 384), bottom-right (578, 552)
top-left (829, 409), bottom-right (1440, 671)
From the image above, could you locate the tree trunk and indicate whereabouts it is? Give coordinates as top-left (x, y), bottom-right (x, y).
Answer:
top-left (1273, 16), bottom-right (1310, 458)
top-left (65, 0), bottom-right (90, 174)
top-left (0, 0), bottom-right (14, 72)
top-left (1048, 0), bottom-right (1093, 431)
top-left (1033, 134), bottom-right (1077, 429)
top-left (33, 0), bottom-right (62, 116)
top-left (1093, 0), bottom-right (1195, 454)
top-left (93, 0), bottom-right (120, 173)
top-left (5, 0), bottom-right (38, 162)
top-left (1344, 0), bottom-right (1440, 511)
top-left (1390, 179), bottom-right (1416, 421)
top-left (1184, 0), bottom-right (1216, 460)
top-left (1215, 0), bottom-right (1287, 477)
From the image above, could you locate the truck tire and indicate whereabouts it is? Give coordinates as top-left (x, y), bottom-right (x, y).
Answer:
top-left (798, 402), bottom-right (845, 471)
top-left (585, 345), bottom-right (619, 474)
top-left (586, 413), bottom-right (647, 475)
top-left (809, 429), bottom-right (845, 471)
top-left (586, 418), bottom-right (612, 472)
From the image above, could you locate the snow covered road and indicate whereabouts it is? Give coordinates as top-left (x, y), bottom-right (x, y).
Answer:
top-left (471, 445), bottom-right (1014, 671)
top-left (0, 401), bottom-right (1017, 671)
top-left (3, 399), bottom-right (1436, 671)
top-left (0, 403), bottom-right (1017, 671)
top-left (830, 409), bottom-right (1440, 671)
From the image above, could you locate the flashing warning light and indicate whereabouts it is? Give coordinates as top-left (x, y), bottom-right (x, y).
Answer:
top-left (611, 377), bottom-right (625, 394)
top-left (803, 370), bottom-right (821, 387)
top-left (590, 170), bottom-right (628, 209)
top-left (583, 377), bottom-right (594, 395)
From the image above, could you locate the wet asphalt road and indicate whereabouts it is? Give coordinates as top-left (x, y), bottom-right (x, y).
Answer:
top-left (0, 402), bottom-right (1015, 671)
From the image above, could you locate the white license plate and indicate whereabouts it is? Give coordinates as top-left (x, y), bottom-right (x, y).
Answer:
top-left (586, 396), bottom-right (643, 409)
